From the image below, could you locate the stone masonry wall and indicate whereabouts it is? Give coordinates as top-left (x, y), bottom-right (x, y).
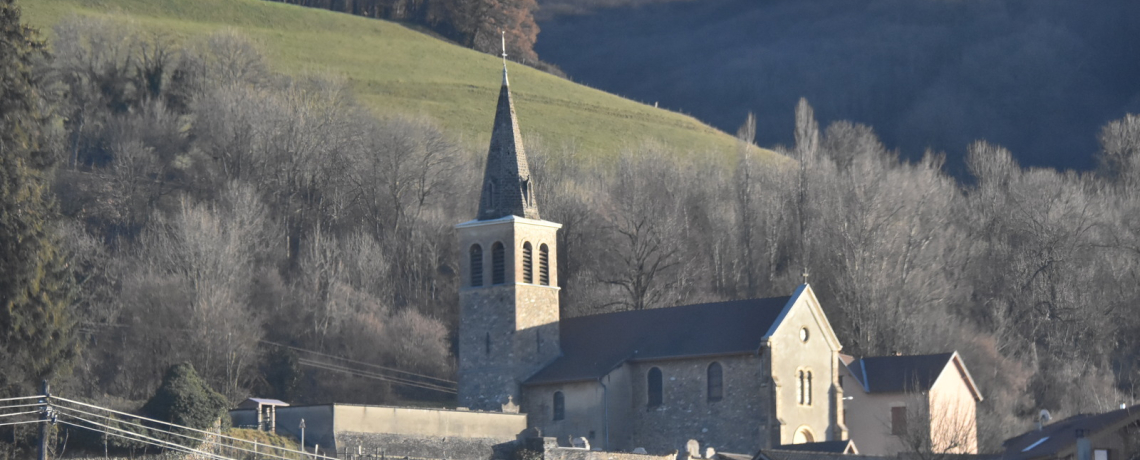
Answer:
top-left (628, 355), bottom-right (768, 454)
top-left (335, 432), bottom-right (518, 460)
top-left (456, 217), bottom-right (561, 411)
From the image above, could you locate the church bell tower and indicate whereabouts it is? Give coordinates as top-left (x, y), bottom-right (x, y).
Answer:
top-left (456, 45), bottom-right (562, 411)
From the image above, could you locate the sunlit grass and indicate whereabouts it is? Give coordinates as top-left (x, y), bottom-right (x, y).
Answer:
top-left (20, 0), bottom-right (782, 165)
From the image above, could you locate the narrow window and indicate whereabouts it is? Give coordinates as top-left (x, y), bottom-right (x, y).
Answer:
top-left (491, 242), bottom-right (505, 285)
top-left (797, 370), bottom-right (805, 405)
top-left (522, 242), bottom-right (533, 284)
top-left (553, 391), bottom-right (565, 421)
top-left (806, 371), bottom-right (813, 405)
top-left (484, 181), bottom-right (496, 208)
top-left (647, 367), bottom-right (663, 408)
top-left (485, 332), bottom-right (491, 355)
top-left (469, 244), bottom-right (483, 287)
top-left (891, 406), bottom-right (908, 435)
top-left (707, 362), bottom-right (723, 402)
top-left (539, 244), bottom-right (550, 285)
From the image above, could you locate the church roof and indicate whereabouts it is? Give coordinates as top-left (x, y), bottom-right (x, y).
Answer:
top-left (475, 63), bottom-right (539, 221)
top-left (525, 295), bottom-right (792, 385)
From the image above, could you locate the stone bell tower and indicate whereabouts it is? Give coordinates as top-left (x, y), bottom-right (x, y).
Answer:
top-left (455, 49), bottom-right (561, 411)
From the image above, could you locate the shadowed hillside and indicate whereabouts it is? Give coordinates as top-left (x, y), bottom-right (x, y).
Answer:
top-left (535, 0), bottom-right (1140, 173)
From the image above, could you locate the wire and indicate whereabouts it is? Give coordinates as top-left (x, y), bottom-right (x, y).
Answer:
top-left (296, 359), bottom-right (456, 394)
top-left (52, 405), bottom-right (318, 460)
top-left (51, 396), bottom-right (332, 460)
top-left (55, 413), bottom-right (233, 460)
top-left (0, 396), bottom-right (44, 403)
top-left (0, 420), bottom-right (41, 428)
top-left (295, 357), bottom-right (455, 393)
top-left (55, 419), bottom-right (229, 460)
top-left (261, 340), bottom-right (456, 385)
top-left (0, 410), bottom-right (42, 418)
top-left (0, 402), bottom-right (48, 411)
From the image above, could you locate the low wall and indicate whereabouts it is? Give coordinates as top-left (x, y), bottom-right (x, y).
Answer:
top-left (543, 448), bottom-right (675, 460)
top-left (332, 404), bottom-right (526, 439)
top-left (335, 432), bottom-right (518, 460)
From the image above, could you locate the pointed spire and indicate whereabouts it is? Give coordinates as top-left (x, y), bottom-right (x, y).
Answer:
top-left (476, 40), bottom-right (539, 221)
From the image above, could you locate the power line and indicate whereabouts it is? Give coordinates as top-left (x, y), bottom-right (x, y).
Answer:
top-left (0, 410), bottom-right (42, 418)
top-left (0, 402), bottom-right (49, 411)
top-left (52, 396), bottom-right (329, 460)
top-left (55, 417), bottom-right (233, 460)
top-left (0, 420), bottom-right (42, 428)
top-left (51, 405), bottom-right (323, 460)
top-left (261, 340), bottom-right (456, 386)
top-left (294, 357), bottom-right (455, 392)
top-left (296, 359), bottom-right (456, 394)
top-left (0, 395), bottom-right (44, 403)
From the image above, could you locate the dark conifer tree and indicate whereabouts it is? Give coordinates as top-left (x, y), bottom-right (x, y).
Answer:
top-left (0, 0), bottom-right (77, 394)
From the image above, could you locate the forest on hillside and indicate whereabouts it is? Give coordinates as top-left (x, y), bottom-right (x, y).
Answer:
top-left (3, 3), bottom-right (1140, 455)
top-left (534, 0), bottom-right (1140, 174)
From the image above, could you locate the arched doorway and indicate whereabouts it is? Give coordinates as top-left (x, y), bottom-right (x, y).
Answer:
top-left (793, 426), bottom-right (815, 444)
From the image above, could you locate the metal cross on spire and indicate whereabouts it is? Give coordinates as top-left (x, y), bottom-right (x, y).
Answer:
top-left (500, 30), bottom-right (509, 85)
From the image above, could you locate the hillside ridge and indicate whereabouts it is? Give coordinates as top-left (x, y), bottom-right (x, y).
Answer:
top-left (21, 0), bottom-right (775, 163)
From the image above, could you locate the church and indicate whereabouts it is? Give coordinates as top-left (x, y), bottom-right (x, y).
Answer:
top-left (455, 58), bottom-right (851, 455)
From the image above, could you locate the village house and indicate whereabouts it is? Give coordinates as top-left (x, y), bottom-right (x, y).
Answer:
top-left (839, 352), bottom-right (983, 456)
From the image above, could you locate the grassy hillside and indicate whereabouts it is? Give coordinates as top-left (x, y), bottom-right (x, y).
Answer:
top-left (21, 0), bottom-right (774, 164)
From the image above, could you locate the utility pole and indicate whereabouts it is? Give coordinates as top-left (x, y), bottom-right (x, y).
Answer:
top-left (38, 380), bottom-right (50, 460)
top-left (299, 419), bottom-right (306, 457)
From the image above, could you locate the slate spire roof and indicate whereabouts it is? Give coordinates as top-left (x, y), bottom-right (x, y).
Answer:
top-left (476, 59), bottom-right (540, 221)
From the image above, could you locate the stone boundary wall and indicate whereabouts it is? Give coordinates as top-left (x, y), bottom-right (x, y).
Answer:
top-left (543, 447), bottom-right (675, 460)
top-left (335, 432), bottom-right (518, 460)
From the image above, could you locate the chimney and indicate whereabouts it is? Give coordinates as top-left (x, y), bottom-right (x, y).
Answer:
top-left (1076, 429), bottom-right (1091, 460)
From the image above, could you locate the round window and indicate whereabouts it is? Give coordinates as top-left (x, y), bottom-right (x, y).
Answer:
top-left (800, 327), bottom-right (810, 342)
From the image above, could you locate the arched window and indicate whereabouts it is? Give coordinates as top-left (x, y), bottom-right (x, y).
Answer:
top-left (491, 242), bottom-right (505, 285)
top-left (522, 242), bottom-right (533, 284)
top-left (707, 362), bottom-right (723, 402)
top-left (797, 370), bottom-right (805, 405)
top-left (806, 371), bottom-right (813, 406)
top-left (469, 244), bottom-right (483, 287)
top-left (539, 244), bottom-right (550, 286)
top-left (553, 391), bottom-right (565, 421)
top-left (647, 367), bottom-right (663, 408)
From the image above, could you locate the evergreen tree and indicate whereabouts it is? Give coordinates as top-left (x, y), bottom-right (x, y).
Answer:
top-left (141, 363), bottom-right (230, 444)
top-left (0, 0), bottom-right (76, 394)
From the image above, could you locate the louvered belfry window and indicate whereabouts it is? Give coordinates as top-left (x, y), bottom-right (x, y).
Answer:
top-left (539, 244), bottom-right (550, 285)
top-left (491, 242), bottom-right (506, 285)
top-left (522, 242), bottom-right (533, 284)
top-left (470, 244), bottom-right (483, 287)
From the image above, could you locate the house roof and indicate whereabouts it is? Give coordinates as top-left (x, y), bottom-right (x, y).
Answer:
top-left (1001, 405), bottom-right (1140, 460)
top-left (775, 440), bottom-right (858, 454)
top-left (842, 351), bottom-right (981, 400)
top-left (524, 295), bottom-right (793, 385)
top-left (754, 449), bottom-right (888, 460)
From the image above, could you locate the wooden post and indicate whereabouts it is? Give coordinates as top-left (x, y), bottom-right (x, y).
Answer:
top-left (38, 380), bottom-right (50, 460)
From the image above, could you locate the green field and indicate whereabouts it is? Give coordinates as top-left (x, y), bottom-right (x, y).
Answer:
top-left (19, 0), bottom-right (778, 164)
